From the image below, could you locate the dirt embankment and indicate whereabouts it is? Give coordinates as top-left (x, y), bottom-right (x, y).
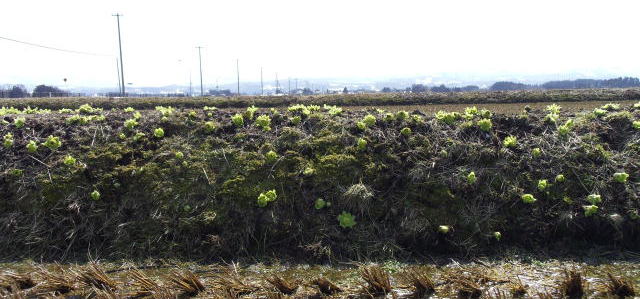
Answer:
top-left (1, 103), bottom-right (640, 261)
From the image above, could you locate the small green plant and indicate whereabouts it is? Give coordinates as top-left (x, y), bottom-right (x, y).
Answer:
top-left (91, 190), bottom-right (101, 201)
top-left (546, 104), bottom-right (561, 114)
top-left (438, 225), bottom-right (450, 234)
top-left (291, 115), bottom-right (302, 125)
top-left (583, 205), bottom-right (598, 216)
top-left (3, 133), bottom-right (14, 148)
top-left (356, 121), bottom-right (366, 130)
top-left (400, 127), bottom-right (411, 136)
top-left (204, 121), bottom-right (216, 133)
top-left (257, 189), bottom-right (277, 207)
top-left (232, 113), bottom-right (244, 127)
top-left (532, 147), bottom-right (542, 158)
top-left (503, 136), bottom-right (517, 148)
top-left (396, 110), bottom-right (409, 121)
top-left (586, 194), bottom-right (602, 205)
top-left (246, 105), bottom-right (258, 120)
top-left (42, 135), bottom-right (62, 150)
top-left (555, 174), bottom-right (565, 183)
top-left (537, 179), bottom-right (548, 191)
top-left (124, 118), bottom-right (138, 130)
top-left (467, 171), bottom-right (477, 184)
top-left (383, 113), bottom-right (395, 122)
top-left (601, 103), bottom-right (621, 111)
top-left (133, 132), bottom-right (146, 142)
top-left (26, 140), bottom-right (38, 153)
top-left (155, 106), bottom-right (174, 117)
top-left (133, 111), bottom-right (142, 119)
top-left (633, 121), bottom-right (640, 130)
top-left (14, 117), bottom-right (25, 128)
top-left (363, 114), bottom-right (376, 127)
top-left (124, 107), bottom-right (135, 112)
top-left (255, 115), bottom-right (272, 131)
top-left (63, 155), bottom-right (76, 166)
top-left (521, 194), bottom-right (536, 204)
top-left (118, 133), bottom-right (126, 140)
top-left (303, 167), bottom-right (315, 176)
top-left (154, 128), bottom-right (165, 138)
top-left (477, 118), bottom-right (492, 132)
top-left (493, 231), bottom-right (502, 241)
top-left (314, 198), bottom-right (327, 210)
top-left (357, 138), bottom-right (367, 151)
top-left (338, 211), bottom-right (356, 228)
top-left (265, 150), bottom-right (278, 162)
top-left (204, 106), bottom-right (217, 111)
top-left (593, 108), bottom-right (607, 117)
top-left (464, 106), bottom-right (478, 119)
top-left (175, 151), bottom-right (184, 159)
top-left (613, 172), bottom-right (629, 183)
top-left (435, 111), bottom-right (460, 125)
top-left (323, 104), bottom-right (343, 116)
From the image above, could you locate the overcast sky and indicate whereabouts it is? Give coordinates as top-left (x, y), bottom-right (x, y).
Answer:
top-left (1, 0), bottom-right (639, 88)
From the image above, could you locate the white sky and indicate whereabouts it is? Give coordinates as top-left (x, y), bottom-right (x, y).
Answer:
top-left (1, 0), bottom-right (639, 88)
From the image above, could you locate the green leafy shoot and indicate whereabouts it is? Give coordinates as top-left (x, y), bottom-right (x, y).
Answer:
top-left (338, 211), bottom-right (356, 228)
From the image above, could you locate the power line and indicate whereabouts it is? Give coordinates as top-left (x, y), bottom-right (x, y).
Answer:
top-left (0, 35), bottom-right (111, 57)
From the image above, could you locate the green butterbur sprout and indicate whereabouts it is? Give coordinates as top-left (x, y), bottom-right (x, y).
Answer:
top-left (257, 189), bottom-right (277, 207)
top-left (400, 127), bottom-right (411, 136)
top-left (396, 110), bottom-right (409, 121)
top-left (26, 140), bottom-right (38, 153)
top-left (435, 111), bottom-right (460, 125)
top-left (63, 155), bottom-right (76, 166)
top-left (175, 152), bottom-right (184, 159)
top-left (362, 114), bottom-right (376, 126)
top-left (357, 138), bottom-right (367, 151)
top-left (438, 225), bottom-right (450, 234)
top-left (537, 179), bottom-right (548, 191)
top-left (521, 194), bottom-right (536, 204)
top-left (255, 115), bottom-right (271, 131)
top-left (633, 121), bottom-right (640, 130)
top-left (118, 133), bottom-right (126, 140)
top-left (338, 211), bottom-right (356, 228)
top-left (303, 167), bottom-right (315, 176)
top-left (356, 121), bottom-right (366, 130)
top-left (558, 124), bottom-right (570, 137)
top-left (154, 128), bottom-right (165, 138)
top-left (124, 107), bottom-right (135, 112)
top-left (593, 108), bottom-right (607, 117)
top-left (265, 150), bottom-right (278, 162)
top-left (246, 105), bottom-right (258, 120)
top-left (467, 171), bottom-right (477, 184)
top-left (613, 172), bottom-right (629, 183)
top-left (124, 119), bottom-right (138, 130)
top-left (232, 113), bottom-right (244, 127)
top-left (477, 118), bottom-right (492, 132)
top-left (493, 231), bottom-right (502, 241)
top-left (315, 198), bottom-right (327, 210)
top-left (204, 121), bottom-right (216, 133)
top-left (133, 111), bottom-right (142, 119)
top-left (3, 133), bottom-right (13, 148)
top-left (291, 115), bottom-right (301, 125)
top-left (503, 136), bottom-right (517, 148)
top-left (587, 194), bottom-right (602, 205)
top-left (43, 135), bottom-right (62, 150)
top-left (555, 174), bottom-right (565, 183)
top-left (532, 147), bottom-right (542, 158)
top-left (91, 190), bottom-right (100, 201)
top-left (583, 205), bottom-right (598, 216)
top-left (14, 117), bottom-right (25, 128)
top-left (133, 132), bottom-right (146, 142)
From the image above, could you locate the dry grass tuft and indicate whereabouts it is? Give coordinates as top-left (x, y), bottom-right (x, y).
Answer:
top-left (0, 271), bottom-right (36, 292)
top-left (217, 273), bottom-right (259, 297)
top-left (605, 273), bottom-right (635, 298)
top-left (265, 275), bottom-right (299, 295)
top-left (509, 277), bottom-right (528, 298)
top-left (398, 268), bottom-right (435, 298)
top-left (34, 265), bottom-right (75, 295)
top-left (359, 265), bottom-right (393, 296)
top-left (558, 270), bottom-right (585, 299)
top-left (455, 279), bottom-right (482, 299)
top-left (310, 277), bottom-right (342, 295)
top-left (129, 268), bottom-right (175, 298)
top-left (167, 269), bottom-right (205, 296)
top-left (74, 263), bottom-right (118, 291)
top-left (265, 291), bottom-right (294, 299)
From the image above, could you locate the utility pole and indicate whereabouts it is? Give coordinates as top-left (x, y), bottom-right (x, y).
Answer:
top-left (196, 46), bottom-right (204, 96)
top-left (288, 78), bottom-right (291, 95)
top-left (112, 13), bottom-right (125, 96)
top-left (236, 59), bottom-right (240, 96)
top-left (115, 57), bottom-right (121, 95)
top-left (260, 67), bottom-right (264, 96)
top-left (275, 73), bottom-right (280, 95)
